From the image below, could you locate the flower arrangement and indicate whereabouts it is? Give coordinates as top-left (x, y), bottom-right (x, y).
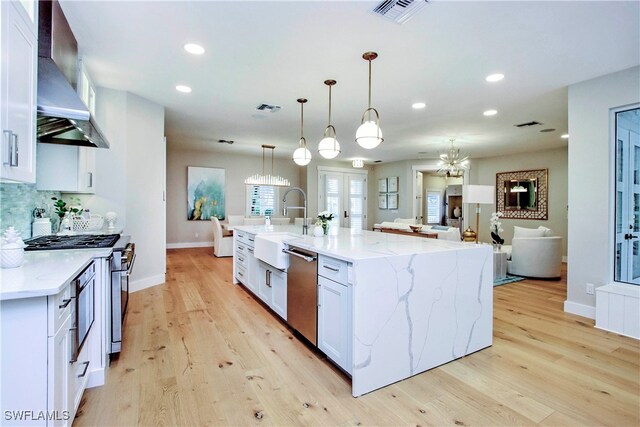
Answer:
top-left (316, 211), bottom-right (334, 235)
top-left (490, 212), bottom-right (504, 245)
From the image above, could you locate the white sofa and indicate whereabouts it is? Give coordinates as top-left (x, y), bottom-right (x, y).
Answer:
top-left (503, 226), bottom-right (562, 278)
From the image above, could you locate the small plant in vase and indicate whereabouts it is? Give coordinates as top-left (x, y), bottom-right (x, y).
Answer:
top-left (490, 212), bottom-right (504, 249)
top-left (51, 197), bottom-right (81, 232)
top-left (316, 211), bottom-right (334, 235)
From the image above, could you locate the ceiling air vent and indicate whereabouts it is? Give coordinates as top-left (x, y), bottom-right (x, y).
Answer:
top-left (372, 0), bottom-right (428, 24)
top-left (255, 104), bottom-right (282, 113)
top-left (514, 121), bottom-right (543, 128)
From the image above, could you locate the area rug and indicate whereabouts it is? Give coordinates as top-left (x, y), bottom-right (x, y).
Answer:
top-left (494, 274), bottom-right (525, 287)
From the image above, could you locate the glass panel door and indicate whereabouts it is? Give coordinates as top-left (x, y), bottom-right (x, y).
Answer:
top-left (614, 106), bottom-right (640, 285)
top-left (319, 170), bottom-right (367, 230)
top-left (346, 174), bottom-right (366, 230)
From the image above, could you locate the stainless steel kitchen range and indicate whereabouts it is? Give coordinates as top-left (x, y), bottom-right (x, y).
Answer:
top-left (0, 232), bottom-right (135, 426)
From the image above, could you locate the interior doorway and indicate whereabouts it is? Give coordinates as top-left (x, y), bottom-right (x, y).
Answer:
top-left (412, 163), bottom-right (467, 230)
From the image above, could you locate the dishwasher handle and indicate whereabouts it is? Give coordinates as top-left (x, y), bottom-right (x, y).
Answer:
top-left (282, 248), bottom-right (317, 263)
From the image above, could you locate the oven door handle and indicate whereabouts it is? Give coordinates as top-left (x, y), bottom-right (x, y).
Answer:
top-left (124, 253), bottom-right (136, 276)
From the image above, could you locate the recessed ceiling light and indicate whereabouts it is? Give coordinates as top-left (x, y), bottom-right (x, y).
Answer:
top-left (184, 43), bottom-right (205, 55)
top-left (412, 102), bottom-right (426, 109)
top-left (561, 134), bottom-right (569, 139)
top-left (176, 85), bottom-right (192, 93)
top-left (486, 73), bottom-right (504, 82)
top-left (483, 109), bottom-right (498, 116)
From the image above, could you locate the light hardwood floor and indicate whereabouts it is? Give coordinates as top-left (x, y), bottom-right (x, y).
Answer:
top-left (75, 248), bottom-right (640, 426)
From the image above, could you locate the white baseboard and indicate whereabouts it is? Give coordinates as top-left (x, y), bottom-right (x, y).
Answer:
top-left (563, 300), bottom-right (596, 319)
top-left (130, 273), bottom-right (165, 293)
top-left (166, 241), bottom-right (213, 249)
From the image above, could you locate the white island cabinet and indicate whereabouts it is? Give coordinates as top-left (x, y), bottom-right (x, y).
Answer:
top-left (232, 225), bottom-right (493, 397)
top-left (317, 255), bottom-right (352, 374)
top-left (0, 0), bottom-right (37, 183)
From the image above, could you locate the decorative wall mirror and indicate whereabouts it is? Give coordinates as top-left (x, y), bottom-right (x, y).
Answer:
top-left (496, 169), bottom-right (548, 220)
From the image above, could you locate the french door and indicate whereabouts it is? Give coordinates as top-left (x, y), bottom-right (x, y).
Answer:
top-left (614, 107), bottom-right (640, 285)
top-left (319, 169), bottom-right (367, 230)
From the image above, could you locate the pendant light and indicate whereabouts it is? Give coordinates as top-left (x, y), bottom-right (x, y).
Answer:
top-left (356, 51), bottom-right (383, 149)
top-left (318, 79), bottom-right (341, 159)
top-left (245, 144), bottom-right (290, 187)
top-left (292, 98), bottom-right (312, 166)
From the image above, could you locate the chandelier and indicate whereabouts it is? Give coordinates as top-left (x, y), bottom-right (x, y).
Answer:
top-left (292, 98), bottom-right (312, 166)
top-left (245, 144), bottom-right (290, 187)
top-left (438, 138), bottom-right (469, 177)
top-left (356, 51), bottom-right (383, 149)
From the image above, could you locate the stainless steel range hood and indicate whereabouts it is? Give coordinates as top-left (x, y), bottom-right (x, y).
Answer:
top-left (37, 0), bottom-right (109, 149)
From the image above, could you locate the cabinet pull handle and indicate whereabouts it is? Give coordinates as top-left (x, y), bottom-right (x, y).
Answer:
top-left (88, 172), bottom-right (93, 188)
top-left (3, 130), bottom-right (11, 166)
top-left (59, 299), bottom-right (72, 309)
top-left (77, 361), bottom-right (90, 378)
top-left (9, 133), bottom-right (18, 167)
top-left (238, 256), bottom-right (245, 263)
top-left (323, 265), bottom-right (339, 272)
top-left (266, 270), bottom-right (271, 287)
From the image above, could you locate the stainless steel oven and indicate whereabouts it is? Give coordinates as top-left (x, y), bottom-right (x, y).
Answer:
top-left (110, 241), bottom-right (135, 354)
top-left (71, 261), bottom-right (96, 362)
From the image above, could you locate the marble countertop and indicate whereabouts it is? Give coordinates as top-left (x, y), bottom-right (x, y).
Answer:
top-left (0, 248), bottom-right (112, 301)
top-left (234, 224), bottom-right (482, 262)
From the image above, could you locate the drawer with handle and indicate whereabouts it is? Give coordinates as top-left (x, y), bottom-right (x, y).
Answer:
top-left (236, 265), bottom-right (248, 285)
top-left (47, 282), bottom-right (72, 336)
top-left (318, 255), bottom-right (348, 284)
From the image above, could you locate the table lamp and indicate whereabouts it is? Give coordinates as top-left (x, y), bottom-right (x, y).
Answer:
top-left (462, 185), bottom-right (495, 243)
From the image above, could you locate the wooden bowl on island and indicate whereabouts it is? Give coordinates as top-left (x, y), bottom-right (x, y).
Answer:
top-left (409, 225), bottom-right (422, 233)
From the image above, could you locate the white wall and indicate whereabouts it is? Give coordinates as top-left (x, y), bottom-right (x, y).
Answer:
top-left (166, 148), bottom-right (302, 246)
top-left (469, 147), bottom-right (568, 256)
top-left (70, 89), bottom-right (166, 292)
top-left (124, 93), bottom-right (165, 291)
top-left (566, 66), bottom-right (640, 318)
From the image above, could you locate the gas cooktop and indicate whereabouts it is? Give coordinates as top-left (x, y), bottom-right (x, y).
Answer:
top-left (24, 234), bottom-right (121, 251)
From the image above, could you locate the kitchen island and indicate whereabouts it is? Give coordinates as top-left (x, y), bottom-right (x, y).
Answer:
top-left (232, 225), bottom-right (493, 397)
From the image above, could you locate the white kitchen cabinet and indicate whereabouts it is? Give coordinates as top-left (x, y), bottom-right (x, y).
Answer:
top-left (318, 270), bottom-right (352, 374)
top-left (36, 143), bottom-right (96, 193)
top-left (0, 0), bottom-right (37, 183)
top-left (257, 260), bottom-right (287, 320)
top-left (269, 267), bottom-right (287, 320)
top-left (246, 246), bottom-right (259, 293)
top-left (257, 261), bottom-right (271, 304)
top-left (48, 314), bottom-right (72, 427)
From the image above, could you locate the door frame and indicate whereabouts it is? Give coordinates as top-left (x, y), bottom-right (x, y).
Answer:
top-left (610, 103), bottom-right (640, 285)
top-left (411, 162), bottom-right (470, 224)
top-left (317, 166), bottom-right (368, 229)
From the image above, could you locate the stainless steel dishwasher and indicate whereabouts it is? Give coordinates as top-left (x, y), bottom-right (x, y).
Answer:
top-left (283, 245), bottom-right (318, 345)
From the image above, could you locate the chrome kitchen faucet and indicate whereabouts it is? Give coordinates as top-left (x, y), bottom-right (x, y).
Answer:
top-left (282, 187), bottom-right (308, 235)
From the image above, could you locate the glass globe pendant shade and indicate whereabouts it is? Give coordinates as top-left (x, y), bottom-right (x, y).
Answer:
top-left (356, 120), bottom-right (383, 149)
top-left (292, 146), bottom-right (312, 166)
top-left (318, 136), bottom-right (341, 159)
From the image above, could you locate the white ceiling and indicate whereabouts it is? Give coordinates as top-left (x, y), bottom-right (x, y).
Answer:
top-left (60, 0), bottom-right (640, 163)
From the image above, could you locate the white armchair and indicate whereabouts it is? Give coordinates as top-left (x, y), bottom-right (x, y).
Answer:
top-left (506, 236), bottom-right (562, 278)
top-left (211, 217), bottom-right (233, 257)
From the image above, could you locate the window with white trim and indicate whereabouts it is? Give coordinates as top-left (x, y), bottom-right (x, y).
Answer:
top-left (246, 185), bottom-right (278, 217)
top-left (426, 190), bottom-right (442, 224)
